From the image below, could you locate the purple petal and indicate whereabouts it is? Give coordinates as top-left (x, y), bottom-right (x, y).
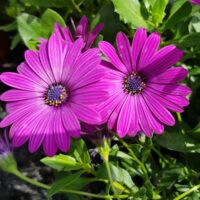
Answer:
top-left (54, 23), bottom-right (73, 42)
top-left (69, 67), bottom-right (107, 90)
top-left (148, 67), bottom-right (188, 84)
top-left (138, 32), bottom-right (160, 70)
top-left (131, 28), bottom-right (147, 71)
top-left (0, 89), bottom-right (41, 102)
top-left (62, 39), bottom-right (85, 83)
top-left (147, 87), bottom-right (189, 107)
top-left (48, 33), bottom-right (64, 83)
top-left (43, 134), bottom-right (57, 157)
top-left (135, 94), bottom-right (153, 137)
top-left (86, 23), bottom-right (104, 49)
top-left (54, 109), bottom-right (70, 152)
top-left (75, 16), bottom-right (88, 41)
top-left (39, 41), bottom-right (56, 83)
top-left (24, 50), bottom-right (52, 84)
top-left (117, 95), bottom-right (132, 137)
top-left (61, 105), bottom-right (80, 138)
top-left (0, 100), bottom-right (44, 127)
top-left (107, 94), bottom-right (127, 131)
top-left (70, 82), bottom-right (110, 104)
top-left (116, 32), bottom-right (132, 72)
top-left (28, 108), bottom-right (52, 153)
top-left (147, 83), bottom-right (192, 96)
top-left (17, 62), bottom-right (48, 87)
top-left (144, 89), bottom-right (183, 112)
top-left (141, 45), bottom-right (183, 77)
top-left (142, 91), bottom-right (175, 126)
top-left (98, 90), bottom-right (126, 123)
top-left (0, 72), bottom-right (45, 92)
top-left (99, 41), bottom-right (128, 73)
top-left (69, 103), bottom-right (102, 124)
top-left (128, 95), bottom-right (139, 135)
top-left (67, 48), bottom-right (100, 89)
top-left (140, 94), bottom-right (164, 134)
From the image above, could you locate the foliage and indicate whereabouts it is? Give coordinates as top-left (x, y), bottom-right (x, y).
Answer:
top-left (1, 0), bottom-right (200, 199)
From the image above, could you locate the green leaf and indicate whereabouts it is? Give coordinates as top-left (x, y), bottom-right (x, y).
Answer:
top-left (17, 13), bottom-right (46, 49)
top-left (48, 171), bottom-right (83, 197)
top-left (41, 8), bottom-right (65, 30)
top-left (69, 139), bottom-right (91, 164)
top-left (178, 33), bottom-right (200, 47)
top-left (155, 125), bottom-right (200, 153)
top-left (10, 34), bottom-right (21, 50)
top-left (41, 154), bottom-right (87, 171)
top-left (112, 0), bottom-right (149, 29)
top-left (17, 9), bottom-right (65, 49)
top-left (97, 163), bottom-right (138, 192)
top-left (189, 13), bottom-right (200, 32)
top-left (152, 0), bottom-right (168, 27)
top-left (164, 0), bottom-right (192, 29)
top-left (0, 21), bottom-right (17, 32)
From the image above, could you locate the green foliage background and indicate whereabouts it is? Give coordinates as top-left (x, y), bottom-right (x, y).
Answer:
top-left (1, 0), bottom-right (200, 199)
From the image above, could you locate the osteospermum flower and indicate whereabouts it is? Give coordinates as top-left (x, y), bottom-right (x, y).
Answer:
top-left (98, 28), bottom-right (191, 138)
top-left (189, 0), bottom-right (200, 5)
top-left (55, 16), bottom-right (104, 50)
top-left (0, 32), bottom-right (109, 156)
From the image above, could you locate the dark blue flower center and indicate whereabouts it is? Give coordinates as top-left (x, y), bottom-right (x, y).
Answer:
top-left (124, 72), bottom-right (146, 94)
top-left (45, 84), bottom-right (68, 106)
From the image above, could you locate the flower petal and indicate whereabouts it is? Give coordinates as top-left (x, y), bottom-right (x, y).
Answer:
top-left (61, 105), bottom-right (81, 138)
top-left (70, 103), bottom-right (102, 124)
top-left (116, 32), bottom-right (132, 72)
top-left (86, 23), bottom-right (104, 49)
top-left (141, 45), bottom-right (183, 77)
top-left (54, 109), bottom-right (70, 152)
top-left (147, 83), bottom-right (192, 96)
top-left (148, 67), bottom-right (188, 83)
top-left (142, 91), bottom-right (175, 126)
top-left (0, 72), bottom-right (45, 92)
top-left (117, 95), bottom-right (132, 137)
top-left (138, 32), bottom-right (160, 70)
top-left (132, 28), bottom-right (147, 71)
top-left (99, 41), bottom-right (127, 73)
top-left (25, 50), bottom-right (52, 84)
top-left (0, 89), bottom-right (41, 102)
top-left (135, 94), bottom-right (153, 137)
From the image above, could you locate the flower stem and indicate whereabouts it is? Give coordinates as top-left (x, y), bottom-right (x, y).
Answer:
top-left (117, 137), bottom-right (148, 180)
top-left (12, 169), bottom-right (128, 199)
top-left (174, 184), bottom-right (200, 200)
top-left (12, 170), bottom-right (50, 189)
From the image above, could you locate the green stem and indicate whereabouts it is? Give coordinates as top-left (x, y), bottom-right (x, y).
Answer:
top-left (151, 146), bottom-right (170, 165)
top-left (13, 170), bottom-right (50, 189)
top-left (174, 184), bottom-right (200, 200)
top-left (117, 137), bottom-right (148, 180)
top-left (176, 112), bottom-right (185, 134)
top-left (105, 159), bottom-right (119, 200)
top-left (12, 170), bottom-right (128, 199)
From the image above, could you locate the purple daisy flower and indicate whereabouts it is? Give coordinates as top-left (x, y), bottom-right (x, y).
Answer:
top-left (189, 0), bottom-right (200, 5)
top-left (0, 32), bottom-right (109, 156)
top-left (98, 28), bottom-right (191, 138)
top-left (54, 16), bottom-right (104, 50)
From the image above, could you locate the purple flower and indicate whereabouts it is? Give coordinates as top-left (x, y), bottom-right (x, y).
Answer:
top-left (0, 131), bottom-right (10, 156)
top-left (0, 130), bottom-right (17, 172)
top-left (98, 28), bottom-right (191, 138)
top-left (54, 16), bottom-right (104, 51)
top-left (0, 32), bottom-right (109, 156)
top-left (189, 0), bottom-right (200, 5)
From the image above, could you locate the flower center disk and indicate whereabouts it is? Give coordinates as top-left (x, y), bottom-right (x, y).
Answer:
top-left (124, 72), bottom-right (146, 94)
top-left (45, 84), bottom-right (68, 106)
